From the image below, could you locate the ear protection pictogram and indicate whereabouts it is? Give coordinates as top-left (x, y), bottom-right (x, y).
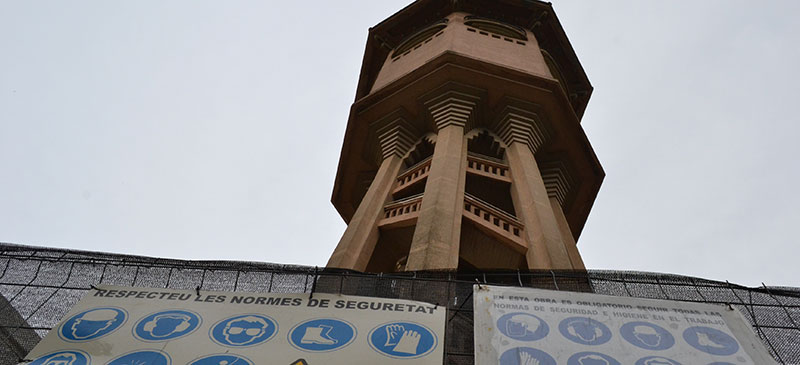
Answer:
top-left (143, 313), bottom-right (192, 337)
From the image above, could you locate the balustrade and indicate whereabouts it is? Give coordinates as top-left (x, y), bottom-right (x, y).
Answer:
top-left (379, 194), bottom-right (423, 229)
top-left (393, 157), bottom-right (432, 194)
top-left (466, 153), bottom-right (511, 183)
top-left (463, 193), bottom-right (526, 253)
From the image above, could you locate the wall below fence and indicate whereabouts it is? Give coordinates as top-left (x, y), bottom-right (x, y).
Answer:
top-left (1, 243), bottom-right (799, 364)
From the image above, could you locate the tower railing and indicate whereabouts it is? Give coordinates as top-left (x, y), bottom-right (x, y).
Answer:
top-left (394, 157), bottom-right (432, 194)
top-left (380, 193), bottom-right (424, 229)
top-left (466, 153), bottom-right (511, 183)
top-left (463, 193), bottom-right (526, 253)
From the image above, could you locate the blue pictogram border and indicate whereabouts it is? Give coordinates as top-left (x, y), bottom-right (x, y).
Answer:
top-left (29, 349), bottom-right (91, 365)
top-left (106, 349), bottom-right (172, 365)
top-left (187, 353), bottom-right (253, 365)
top-left (287, 317), bottom-right (357, 353)
top-left (57, 306), bottom-right (128, 343)
top-left (367, 321), bottom-right (438, 359)
top-left (132, 308), bottom-right (202, 343)
top-left (208, 313), bottom-right (278, 348)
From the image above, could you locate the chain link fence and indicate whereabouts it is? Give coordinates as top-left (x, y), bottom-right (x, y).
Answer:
top-left (1, 242), bottom-right (799, 364)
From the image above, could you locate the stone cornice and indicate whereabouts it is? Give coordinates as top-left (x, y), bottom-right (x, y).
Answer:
top-left (492, 98), bottom-right (552, 154)
top-left (369, 109), bottom-right (419, 161)
top-left (540, 159), bottom-right (576, 207)
top-left (421, 83), bottom-right (484, 132)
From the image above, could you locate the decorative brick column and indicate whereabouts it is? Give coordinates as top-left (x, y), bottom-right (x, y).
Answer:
top-left (541, 162), bottom-right (585, 270)
top-left (405, 88), bottom-right (481, 270)
top-left (327, 112), bottom-right (417, 270)
top-left (493, 99), bottom-right (572, 269)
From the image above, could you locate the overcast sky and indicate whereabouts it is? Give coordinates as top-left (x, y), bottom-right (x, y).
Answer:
top-left (1, 1), bottom-right (798, 287)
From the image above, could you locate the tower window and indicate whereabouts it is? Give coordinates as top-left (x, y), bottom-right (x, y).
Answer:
top-left (391, 19), bottom-right (448, 59)
top-left (464, 16), bottom-right (527, 41)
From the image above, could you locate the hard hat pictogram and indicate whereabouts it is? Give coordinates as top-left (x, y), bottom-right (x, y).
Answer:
top-left (58, 307), bottom-right (127, 342)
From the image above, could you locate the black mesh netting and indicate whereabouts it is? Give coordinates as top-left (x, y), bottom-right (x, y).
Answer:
top-left (1, 243), bottom-right (799, 364)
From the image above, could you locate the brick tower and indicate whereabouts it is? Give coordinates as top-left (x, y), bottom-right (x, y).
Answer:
top-left (327, 0), bottom-right (603, 272)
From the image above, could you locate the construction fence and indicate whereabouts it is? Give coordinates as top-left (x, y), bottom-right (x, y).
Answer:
top-left (1, 243), bottom-right (799, 364)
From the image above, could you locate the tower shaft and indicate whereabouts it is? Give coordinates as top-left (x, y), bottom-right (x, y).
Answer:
top-left (327, 2), bottom-right (603, 272)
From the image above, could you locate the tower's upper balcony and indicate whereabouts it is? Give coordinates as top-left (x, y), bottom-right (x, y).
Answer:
top-left (355, 0), bottom-right (592, 119)
top-left (371, 12), bottom-right (554, 94)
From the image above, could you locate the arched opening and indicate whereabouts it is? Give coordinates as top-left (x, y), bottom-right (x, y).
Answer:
top-left (541, 49), bottom-right (571, 97)
top-left (392, 19), bottom-right (449, 59)
top-left (464, 16), bottom-right (527, 41)
top-left (403, 136), bottom-right (435, 168)
top-left (465, 130), bottom-right (515, 216)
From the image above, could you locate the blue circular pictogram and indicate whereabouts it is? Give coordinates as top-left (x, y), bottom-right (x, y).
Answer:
top-left (29, 350), bottom-right (90, 365)
top-left (188, 354), bottom-right (253, 365)
top-left (107, 350), bottom-right (170, 365)
top-left (620, 321), bottom-right (675, 350)
top-left (133, 309), bottom-right (201, 342)
top-left (288, 318), bottom-right (356, 352)
top-left (559, 317), bottom-right (612, 346)
top-left (496, 312), bottom-right (549, 342)
top-left (635, 356), bottom-right (682, 365)
top-left (368, 321), bottom-right (437, 359)
top-left (210, 314), bottom-right (277, 347)
top-left (499, 347), bottom-right (556, 365)
top-left (567, 351), bottom-right (621, 365)
top-left (59, 307), bottom-right (127, 342)
top-left (683, 326), bottom-right (740, 356)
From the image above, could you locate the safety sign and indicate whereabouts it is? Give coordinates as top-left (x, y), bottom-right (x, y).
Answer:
top-left (288, 318), bottom-right (356, 352)
top-left (473, 285), bottom-right (777, 365)
top-left (108, 350), bottom-right (171, 365)
top-left (210, 314), bottom-right (277, 347)
top-left (58, 307), bottom-right (127, 342)
top-left (368, 321), bottom-right (438, 359)
top-left (23, 285), bottom-right (445, 364)
top-left (134, 309), bottom-right (202, 341)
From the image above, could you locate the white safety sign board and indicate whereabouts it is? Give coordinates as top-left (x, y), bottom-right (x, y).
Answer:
top-left (473, 284), bottom-right (777, 365)
top-left (23, 285), bottom-right (445, 365)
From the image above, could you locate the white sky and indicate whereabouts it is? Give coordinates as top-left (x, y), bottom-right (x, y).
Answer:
top-left (1, 1), bottom-right (798, 287)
